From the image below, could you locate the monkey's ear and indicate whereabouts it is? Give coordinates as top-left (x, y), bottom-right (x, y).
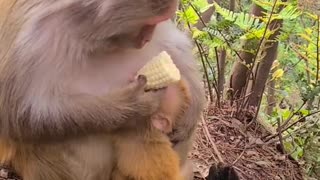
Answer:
top-left (151, 114), bottom-right (173, 133)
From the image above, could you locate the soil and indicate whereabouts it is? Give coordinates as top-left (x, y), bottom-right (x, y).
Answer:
top-left (191, 103), bottom-right (304, 180)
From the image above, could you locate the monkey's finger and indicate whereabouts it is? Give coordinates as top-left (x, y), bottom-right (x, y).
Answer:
top-left (124, 75), bottom-right (147, 94)
top-left (136, 75), bottom-right (147, 87)
top-left (134, 75), bottom-right (149, 94)
top-left (146, 87), bottom-right (166, 98)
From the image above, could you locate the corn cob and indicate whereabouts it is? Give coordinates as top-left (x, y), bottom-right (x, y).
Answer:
top-left (137, 51), bottom-right (181, 90)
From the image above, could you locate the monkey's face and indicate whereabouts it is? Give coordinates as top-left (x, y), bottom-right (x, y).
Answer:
top-left (67, 0), bottom-right (178, 51)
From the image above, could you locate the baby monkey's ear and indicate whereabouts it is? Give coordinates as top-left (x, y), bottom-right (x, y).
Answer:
top-left (151, 114), bottom-right (173, 134)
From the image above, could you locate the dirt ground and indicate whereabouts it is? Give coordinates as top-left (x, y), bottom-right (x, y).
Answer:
top-left (191, 103), bottom-right (304, 180)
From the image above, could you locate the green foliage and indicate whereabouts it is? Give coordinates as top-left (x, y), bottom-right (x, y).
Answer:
top-left (213, 2), bottom-right (264, 30)
top-left (276, 4), bottom-right (301, 20)
top-left (176, 0), bottom-right (320, 178)
top-left (177, 0), bottom-right (213, 26)
top-left (283, 113), bottom-right (320, 177)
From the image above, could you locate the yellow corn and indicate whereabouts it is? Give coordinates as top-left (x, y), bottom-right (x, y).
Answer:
top-left (137, 51), bottom-right (181, 90)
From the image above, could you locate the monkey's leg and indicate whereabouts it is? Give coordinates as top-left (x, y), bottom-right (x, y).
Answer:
top-left (172, 135), bottom-right (196, 180)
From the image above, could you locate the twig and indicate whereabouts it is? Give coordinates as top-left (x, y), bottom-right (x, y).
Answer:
top-left (201, 116), bottom-right (224, 163)
top-left (264, 110), bottom-right (320, 142)
top-left (232, 147), bottom-right (246, 165)
top-left (277, 117), bottom-right (285, 153)
top-left (200, 46), bottom-right (218, 86)
top-left (196, 41), bottom-right (215, 102)
top-left (214, 46), bottom-right (221, 106)
top-left (284, 110), bottom-right (320, 132)
top-left (233, 92), bottom-right (254, 102)
top-left (199, 43), bottom-right (220, 99)
top-left (316, 15), bottom-right (320, 84)
top-left (289, 43), bottom-right (310, 62)
top-left (279, 101), bottom-right (306, 130)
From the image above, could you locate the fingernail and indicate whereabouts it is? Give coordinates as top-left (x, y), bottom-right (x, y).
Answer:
top-left (137, 75), bottom-right (147, 83)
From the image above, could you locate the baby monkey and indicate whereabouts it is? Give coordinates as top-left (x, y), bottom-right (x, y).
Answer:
top-left (111, 52), bottom-right (191, 180)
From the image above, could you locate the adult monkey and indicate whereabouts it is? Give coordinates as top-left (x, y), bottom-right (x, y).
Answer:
top-left (0, 0), bottom-right (205, 180)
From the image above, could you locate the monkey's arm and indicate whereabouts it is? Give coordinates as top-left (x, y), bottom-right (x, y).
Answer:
top-left (0, 76), bottom-right (161, 142)
top-left (166, 45), bottom-right (206, 143)
top-left (169, 66), bottom-right (205, 142)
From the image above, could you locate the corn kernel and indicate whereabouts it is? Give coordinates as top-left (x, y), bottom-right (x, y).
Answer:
top-left (137, 51), bottom-right (181, 90)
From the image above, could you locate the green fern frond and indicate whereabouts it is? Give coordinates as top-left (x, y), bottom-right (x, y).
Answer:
top-left (187, 0), bottom-right (213, 14)
top-left (213, 2), bottom-right (263, 30)
top-left (213, 2), bottom-right (237, 21)
top-left (176, 6), bottom-right (199, 25)
top-left (298, 33), bottom-right (314, 43)
top-left (251, 0), bottom-right (274, 11)
top-left (203, 27), bottom-right (231, 40)
top-left (275, 5), bottom-right (302, 20)
top-left (204, 37), bottom-right (226, 49)
top-left (244, 28), bottom-right (273, 40)
top-left (252, 0), bottom-right (288, 11)
top-left (304, 12), bottom-right (318, 20)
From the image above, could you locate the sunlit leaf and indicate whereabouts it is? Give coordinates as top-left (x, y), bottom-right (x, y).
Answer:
top-left (282, 110), bottom-right (292, 120)
top-left (272, 68), bottom-right (284, 80)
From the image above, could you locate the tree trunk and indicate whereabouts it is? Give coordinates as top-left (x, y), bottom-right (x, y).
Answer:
top-left (228, 4), bottom-right (265, 99)
top-left (247, 2), bottom-right (286, 107)
top-left (195, 0), bottom-right (216, 29)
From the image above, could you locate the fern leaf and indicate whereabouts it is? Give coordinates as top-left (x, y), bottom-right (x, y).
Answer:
top-left (213, 2), bottom-right (264, 30)
top-left (189, 0), bottom-right (213, 13)
top-left (276, 5), bottom-right (302, 20)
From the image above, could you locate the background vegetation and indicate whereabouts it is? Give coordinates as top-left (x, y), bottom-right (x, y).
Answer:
top-left (176, 0), bottom-right (320, 179)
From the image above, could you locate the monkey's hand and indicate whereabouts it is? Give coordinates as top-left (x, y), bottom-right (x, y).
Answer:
top-left (113, 75), bottom-right (165, 127)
